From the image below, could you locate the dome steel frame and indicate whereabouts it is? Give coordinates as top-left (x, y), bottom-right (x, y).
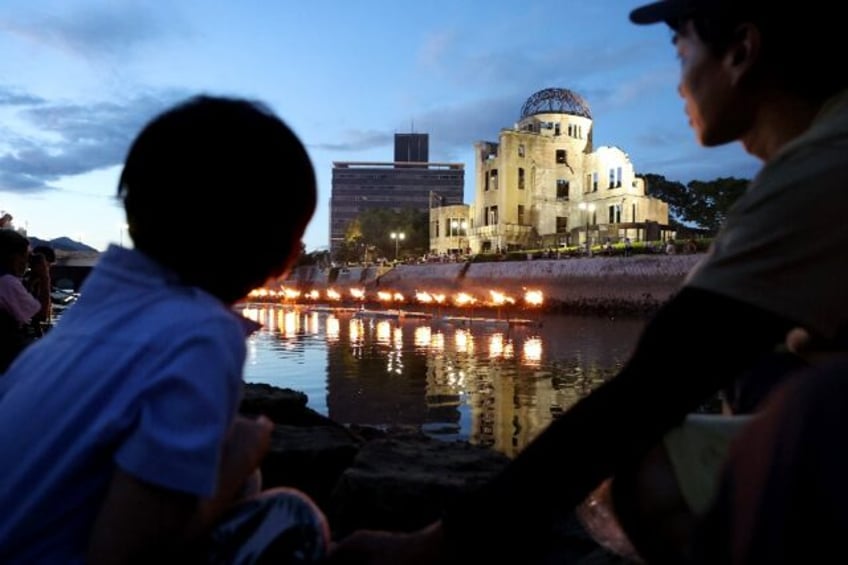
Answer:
top-left (520, 88), bottom-right (592, 120)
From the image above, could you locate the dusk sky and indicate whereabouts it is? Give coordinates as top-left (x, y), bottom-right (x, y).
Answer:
top-left (0, 0), bottom-right (761, 252)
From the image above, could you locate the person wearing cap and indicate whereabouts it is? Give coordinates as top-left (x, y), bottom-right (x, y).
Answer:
top-left (327, 1), bottom-right (848, 563)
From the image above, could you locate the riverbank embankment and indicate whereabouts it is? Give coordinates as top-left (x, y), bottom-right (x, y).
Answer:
top-left (285, 253), bottom-right (702, 316)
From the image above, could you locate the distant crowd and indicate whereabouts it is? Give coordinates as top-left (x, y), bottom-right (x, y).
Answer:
top-left (0, 222), bottom-right (56, 372)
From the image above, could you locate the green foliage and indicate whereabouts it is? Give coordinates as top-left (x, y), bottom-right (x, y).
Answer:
top-left (297, 248), bottom-right (330, 267)
top-left (686, 177), bottom-right (748, 232)
top-left (643, 173), bottom-right (748, 234)
top-left (333, 239), bottom-right (364, 264)
top-left (341, 207), bottom-right (428, 261)
top-left (643, 173), bottom-right (689, 222)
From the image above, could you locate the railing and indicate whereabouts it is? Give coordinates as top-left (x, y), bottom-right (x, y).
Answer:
top-left (474, 223), bottom-right (533, 238)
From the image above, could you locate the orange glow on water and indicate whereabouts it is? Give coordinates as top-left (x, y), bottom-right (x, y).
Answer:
top-left (325, 315), bottom-right (340, 342)
top-left (523, 337), bottom-right (543, 365)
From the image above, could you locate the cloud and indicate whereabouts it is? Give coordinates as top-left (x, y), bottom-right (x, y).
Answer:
top-left (633, 128), bottom-right (693, 150)
top-left (409, 96), bottom-right (522, 160)
top-left (640, 145), bottom-right (760, 183)
top-left (417, 30), bottom-right (457, 69)
top-left (0, 3), bottom-right (182, 61)
top-left (402, 33), bottom-right (671, 159)
top-left (310, 130), bottom-right (395, 152)
top-left (421, 32), bottom-right (659, 97)
top-left (587, 68), bottom-right (677, 115)
top-left (0, 86), bottom-right (46, 107)
top-left (0, 90), bottom-right (189, 194)
top-left (311, 95), bottom-right (521, 161)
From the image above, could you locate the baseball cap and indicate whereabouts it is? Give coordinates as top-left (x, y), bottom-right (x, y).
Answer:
top-left (629, 0), bottom-right (733, 25)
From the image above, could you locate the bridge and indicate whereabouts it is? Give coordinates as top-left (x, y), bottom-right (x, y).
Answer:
top-left (51, 252), bottom-right (99, 291)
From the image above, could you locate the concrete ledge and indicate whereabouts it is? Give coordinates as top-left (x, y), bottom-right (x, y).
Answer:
top-left (282, 254), bottom-right (703, 314)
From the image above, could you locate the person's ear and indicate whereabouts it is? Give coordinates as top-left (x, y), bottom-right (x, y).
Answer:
top-left (726, 23), bottom-right (761, 85)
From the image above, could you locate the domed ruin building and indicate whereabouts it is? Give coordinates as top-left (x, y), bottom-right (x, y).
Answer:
top-left (430, 87), bottom-right (671, 254)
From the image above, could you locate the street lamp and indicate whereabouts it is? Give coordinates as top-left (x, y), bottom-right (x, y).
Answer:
top-left (450, 219), bottom-right (468, 253)
top-left (578, 202), bottom-right (596, 256)
top-left (390, 231), bottom-right (405, 260)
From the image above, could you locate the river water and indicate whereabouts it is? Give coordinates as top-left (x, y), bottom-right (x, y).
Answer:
top-left (239, 303), bottom-right (646, 458)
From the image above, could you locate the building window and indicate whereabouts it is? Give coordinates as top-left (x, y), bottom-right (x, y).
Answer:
top-left (556, 179), bottom-right (569, 200)
top-left (490, 206), bottom-right (498, 225)
top-left (490, 169), bottom-right (499, 191)
top-left (567, 124), bottom-right (573, 137)
top-left (585, 174), bottom-right (592, 194)
top-left (592, 172), bottom-right (598, 192)
top-left (518, 144), bottom-right (525, 157)
top-left (449, 218), bottom-right (467, 236)
top-left (616, 166), bottom-right (623, 188)
top-left (609, 204), bottom-right (621, 224)
top-left (556, 216), bottom-right (568, 233)
top-left (632, 203), bottom-right (637, 222)
top-left (485, 171), bottom-right (489, 192)
top-left (518, 204), bottom-right (525, 225)
top-left (554, 123), bottom-right (561, 136)
top-left (609, 168), bottom-right (616, 189)
top-left (432, 220), bottom-right (440, 238)
top-left (518, 167), bottom-right (525, 190)
top-left (556, 149), bottom-right (567, 164)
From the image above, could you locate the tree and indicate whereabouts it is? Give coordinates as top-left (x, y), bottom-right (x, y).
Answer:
top-left (343, 208), bottom-right (428, 261)
top-left (644, 173), bottom-right (748, 234)
top-left (643, 173), bottom-right (690, 223)
top-left (296, 248), bottom-right (330, 268)
top-left (685, 177), bottom-right (748, 232)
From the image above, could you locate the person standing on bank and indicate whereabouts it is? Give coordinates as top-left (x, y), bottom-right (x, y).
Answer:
top-left (327, 1), bottom-right (848, 563)
top-left (0, 96), bottom-right (328, 563)
top-left (0, 230), bottom-right (42, 372)
top-left (22, 244), bottom-right (55, 337)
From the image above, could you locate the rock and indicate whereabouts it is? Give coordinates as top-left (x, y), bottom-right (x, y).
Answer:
top-left (242, 383), bottom-right (510, 536)
top-left (241, 383), bottom-right (341, 428)
top-left (262, 424), bottom-right (363, 513)
top-left (240, 382), bottom-right (634, 563)
top-left (328, 433), bottom-right (510, 537)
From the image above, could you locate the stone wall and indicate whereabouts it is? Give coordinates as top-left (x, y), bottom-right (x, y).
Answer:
top-left (285, 254), bottom-right (703, 314)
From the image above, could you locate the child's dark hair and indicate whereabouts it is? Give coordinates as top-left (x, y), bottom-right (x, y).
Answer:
top-left (0, 229), bottom-right (30, 272)
top-left (118, 95), bottom-right (317, 303)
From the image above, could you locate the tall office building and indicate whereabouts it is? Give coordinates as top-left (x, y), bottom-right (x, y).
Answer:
top-left (394, 133), bottom-right (429, 163)
top-left (329, 133), bottom-right (464, 255)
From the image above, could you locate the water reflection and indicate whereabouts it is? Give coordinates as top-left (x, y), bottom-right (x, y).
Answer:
top-left (239, 304), bottom-right (644, 458)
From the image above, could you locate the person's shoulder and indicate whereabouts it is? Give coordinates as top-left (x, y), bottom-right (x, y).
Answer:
top-left (159, 295), bottom-right (254, 354)
top-left (764, 96), bottom-right (848, 180)
top-left (0, 273), bottom-right (28, 292)
top-left (740, 128), bottom-right (848, 214)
